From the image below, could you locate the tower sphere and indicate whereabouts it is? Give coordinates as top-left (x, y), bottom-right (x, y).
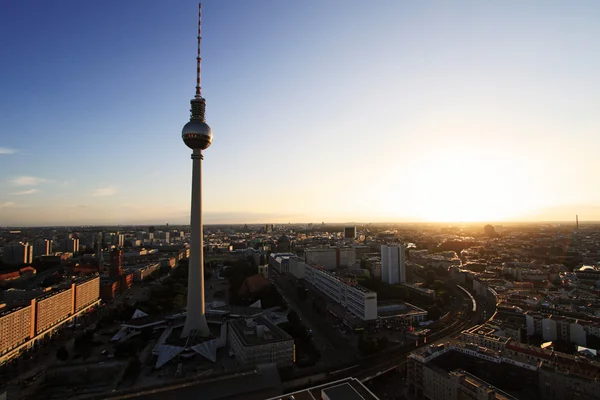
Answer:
top-left (182, 119), bottom-right (213, 150)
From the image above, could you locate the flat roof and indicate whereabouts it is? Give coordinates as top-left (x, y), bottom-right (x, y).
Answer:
top-left (267, 377), bottom-right (379, 400)
top-left (229, 316), bottom-right (292, 347)
top-left (322, 382), bottom-right (365, 400)
top-left (0, 304), bottom-right (31, 318)
top-left (74, 274), bottom-right (99, 285)
top-left (36, 286), bottom-right (70, 302)
top-left (377, 302), bottom-right (426, 317)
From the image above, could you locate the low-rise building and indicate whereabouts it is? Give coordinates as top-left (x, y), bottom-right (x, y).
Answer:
top-left (460, 323), bottom-right (512, 352)
top-left (132, 262), bottom-right (161, 282)
top-left (227, 316), bottom-right (294, 367)
top-left (268, 377), bottom-right (380, 400)
top-left (377, 302), bottom-right (427, 327)
top-left (269, 253), bottom-right (295, 274)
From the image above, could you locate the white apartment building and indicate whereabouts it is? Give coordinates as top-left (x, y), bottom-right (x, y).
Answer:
top-left (304, 264), bottom-right (377, 321)
top-left (381, 244), bottom-right (406, 284)
top-left (289, 257), bottom-right (307, 279)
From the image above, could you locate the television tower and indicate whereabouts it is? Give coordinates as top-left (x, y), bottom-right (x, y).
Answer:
top-left (181, 3), bottom-right (213, 338)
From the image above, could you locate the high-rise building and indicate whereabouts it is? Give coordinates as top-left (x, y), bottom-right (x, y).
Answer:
top-left (181, 3), bottom-right (213, 338)
top-left (381, 244), bottom-right (406, 284)
top-left (65, 238), bottom-right (79, 254)
top-left (484, 224), bottom-right (497, 237)
top-left (33, 239), bottom-right (52, 257)
top-left (3, 242), bottom-right (33, 265)
top-left (109, 248), bottom-right (123, 278)
top-left (112, 233), bottom-right (125, 248)
top-left (344, 226), bottom-right (356, 240)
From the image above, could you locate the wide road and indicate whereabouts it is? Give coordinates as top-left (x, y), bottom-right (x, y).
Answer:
top-left (272, 272), bottom-right (357, 366)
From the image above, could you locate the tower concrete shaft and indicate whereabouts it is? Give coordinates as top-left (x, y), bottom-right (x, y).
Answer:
top-left (181, 148), bottom-right (210, 338)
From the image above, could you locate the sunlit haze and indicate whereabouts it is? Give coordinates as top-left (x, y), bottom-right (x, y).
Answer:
top-left (2, 0), bottom-right (600, 226)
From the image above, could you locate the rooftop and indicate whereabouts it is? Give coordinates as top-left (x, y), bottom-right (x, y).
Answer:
top-left (267, 377), bottom-right (379, 400)
top-left (0, 303), bottom-right (30, 318)
top-left (229, 316), bottom-right (292, 347)
top-left (451, 369), bottom-right (517, 400)
top-left (377, 302), bottom-right (427, 318)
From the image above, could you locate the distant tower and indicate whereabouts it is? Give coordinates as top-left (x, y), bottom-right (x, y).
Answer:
top-left (181, 3), bottom-right (213, 338)
top-left (344, 226), bottom-right (356, 240)
top-left (576, 215), bottom-right (579, 230)
top-left (96, 233), bottom-right (104, 270)
top-left (381, 244), bottom-right (406, 284)
top-left (110, 248), bottom-right (123, 278)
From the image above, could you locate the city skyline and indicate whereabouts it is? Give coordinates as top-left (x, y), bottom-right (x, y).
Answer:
top-left (2, 1), bottom-right (600, 226)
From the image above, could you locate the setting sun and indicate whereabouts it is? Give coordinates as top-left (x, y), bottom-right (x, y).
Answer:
top-left (381, 146), bottom-right (538, 222)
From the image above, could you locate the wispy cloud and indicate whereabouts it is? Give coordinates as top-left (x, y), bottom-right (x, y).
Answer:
top-left (0, 147), bottom-right (17, 155)
top-left (0, 202), bottom-right (15, 210)
top-left (93, 187), bottom-right (117, 196)
top-left (10, 176), bottom-right (47, 186)
top-left (11, 189), bottom-right (38, 195)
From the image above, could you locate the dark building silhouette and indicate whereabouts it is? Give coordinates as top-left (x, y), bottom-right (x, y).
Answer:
top-left (109, 248), bottom-right (123, 278)
top-left (484, 224), bottom-right (497, 237)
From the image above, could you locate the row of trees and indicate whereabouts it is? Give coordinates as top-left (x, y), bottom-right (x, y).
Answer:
top-left (278, 311), bottom-right (320, 367)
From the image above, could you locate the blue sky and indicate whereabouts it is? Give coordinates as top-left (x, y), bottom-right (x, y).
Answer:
top-left (2, 1), bottom-right (600, 226)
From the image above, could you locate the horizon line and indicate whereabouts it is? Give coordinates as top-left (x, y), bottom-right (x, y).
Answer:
top-left (0, 220), bottom-right (594, 229)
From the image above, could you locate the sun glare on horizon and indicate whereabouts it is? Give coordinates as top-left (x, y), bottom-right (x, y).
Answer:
top-left (379, 146), bottom-right (539, 223)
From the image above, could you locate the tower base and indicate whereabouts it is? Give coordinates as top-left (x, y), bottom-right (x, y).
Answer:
top-left (181, 313), bottom-right (211, 338)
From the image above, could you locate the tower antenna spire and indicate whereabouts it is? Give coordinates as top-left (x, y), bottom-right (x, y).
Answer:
top-left (195, 3), bottom-right (202, 99)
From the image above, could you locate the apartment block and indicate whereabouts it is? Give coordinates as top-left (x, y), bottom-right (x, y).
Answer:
top-left (304, 264), bottom-right (377, 321)
top-left (74, 276), bottom-right (100, 312)
top-left (0, 275), bottom-right (101, 366)
top-left (0, 304), bottom-right (33, 360)
top-left (36, 288), bottom-right (73, 333)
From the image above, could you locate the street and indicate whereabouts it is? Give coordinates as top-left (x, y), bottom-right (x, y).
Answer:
top-left (272, 272), bottom-right (358, 366)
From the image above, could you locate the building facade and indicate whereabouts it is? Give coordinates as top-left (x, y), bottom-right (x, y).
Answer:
top-left (74, 276), bottom-right (100, 312)
top-left (304, 264), bottom-right (377, 320)
top-left (344, 226), bottom-right (356, 240)
top-left (0, 304), bottom-right (33, 362)
top-left (0, 275), bottom-right (101, 366)
top-left (33, 239), bottom-right (52, 257)
top-left (227, 317), bottom-right (294, 367)
top-left (3, 242), bottom-right (33, 265)
top-left (381, 244), bottom-right (406, 284)
top-left (133, 263), bottom-right (161, 282)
